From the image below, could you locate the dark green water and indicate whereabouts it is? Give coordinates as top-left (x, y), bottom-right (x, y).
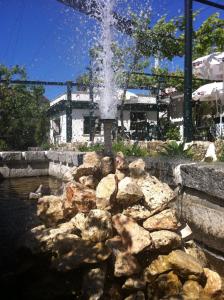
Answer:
top-left (0, 177), bottom-right (83, 300)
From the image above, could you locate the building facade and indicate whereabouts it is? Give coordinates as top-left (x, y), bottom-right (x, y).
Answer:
top-left (48, 91), bottom-right (165, 144)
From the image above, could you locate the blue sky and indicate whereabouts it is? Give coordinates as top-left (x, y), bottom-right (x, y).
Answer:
top-left (0, 0), bottom-right (223, 99)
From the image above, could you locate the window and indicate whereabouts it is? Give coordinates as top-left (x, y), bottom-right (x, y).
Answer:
top-left (83, 117), bottom-right (101, 134)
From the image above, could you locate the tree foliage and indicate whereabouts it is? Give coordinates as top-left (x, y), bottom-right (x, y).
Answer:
top-left (0, 65), bottom-right (49, 150)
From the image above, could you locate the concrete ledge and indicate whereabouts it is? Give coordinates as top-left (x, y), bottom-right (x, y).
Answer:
top-left (181, 163), bottom-right (224, 200)
top-left (174, 188), bottom-right (224, 253)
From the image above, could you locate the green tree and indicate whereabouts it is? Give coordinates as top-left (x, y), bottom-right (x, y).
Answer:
top-left (0, 65), bottom-right (49, 150)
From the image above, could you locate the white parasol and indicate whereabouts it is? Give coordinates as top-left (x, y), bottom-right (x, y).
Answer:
top-left (192, 82), bottom-right (224, 137)
top-left (193, 52), bottom-right (224, 81)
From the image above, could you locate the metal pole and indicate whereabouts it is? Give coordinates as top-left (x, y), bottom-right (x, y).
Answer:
top-left (66, 81), bottom-right (73, 143)
top-left (184, 0), bottom-right (193, 142)
top-left (88, 67), bottom-right (94, 142)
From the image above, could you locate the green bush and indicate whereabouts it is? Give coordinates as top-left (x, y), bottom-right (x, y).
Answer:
top-left (0, 139), bottom-right (8, 151)
top-left (112, 142), bottom-right (148, 157)
top-left (77, 141), bottom-right (148, 157)
top-left (164, 124), bottom-right (181, 141)
top-left (159, 141), bottom-right (193, 158)
top-left (218, 146), bottom-right (224, 162)
top-left (78, 143), bottom-right (104, 152)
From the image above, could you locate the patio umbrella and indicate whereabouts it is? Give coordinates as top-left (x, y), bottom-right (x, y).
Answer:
top-left (192, 82), bottom-right (224, 137)
top-left (193, 52), bottom-right (224, 81)
top-left (192, 82), bottom-right (224, 102)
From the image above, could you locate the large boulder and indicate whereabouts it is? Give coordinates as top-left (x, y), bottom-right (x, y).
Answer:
top-left (150, 230), bottom-right (182, 252)
top-left (64, 182), bottom-right (96, 216)
top-left (122, 276), bottom-right (146, 290)
top-left (24, 221), bottom-right (78, 253)
top-left (70, 212), bottom-right (86, 232)
top-left (96, 174), bottom-right (118, 209)
top-left (115, 152), bottom-right (128, 170)
top-left (168, 250), bottom-right (204, 280)
top-left (123, 205), bottom-right (153, 221)
top-left (114, 252), bottom-right (141, 277)
top-left (72, 163), bottom-right (100, 181)
top-left (129, 159), bottom-right (146, 178)
top-left (143, 209), bottom-right (180, 231)
top-left (83, 151), bottom-right (102, 167)
top-left (203, 268), bottom-right (223, 298)
top-left (101, 156), bottom-right (115, 177)
top-left (79, 175), bottom-right (99, 189)
top-left (82, 266), bottom-right (106, 300)
top-left (137, 175), bottom-right (175, 212)
top-left (37, 195), bottom-right (64, 226)
top-left (82, 209), bottom-right (113, 242)
top-left (144, 255), bottom-right (172, 282)
top-left (116, 177), bottom-right (144, 206)
top-left (112, 214), bottom-right (152, 254)
top-left (183, 280), bottom-right (203, 300)
top-left (52, 234), bottom-right (111, 271)
top-left (105, 235), bottom-right (126, 255)
top-left (150, 271), bottom-right (182, 299)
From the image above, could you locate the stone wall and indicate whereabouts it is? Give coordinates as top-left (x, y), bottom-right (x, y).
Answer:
top-left (0, 151), bottom-right (223, 257)
top-left (0, 151), bottom-right (84, 179)
top-left (140, 157), bottom-right (224, 256)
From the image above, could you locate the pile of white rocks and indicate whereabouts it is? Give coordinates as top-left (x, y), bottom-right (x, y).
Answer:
top-left (24, 152), bottom-right (223, 300)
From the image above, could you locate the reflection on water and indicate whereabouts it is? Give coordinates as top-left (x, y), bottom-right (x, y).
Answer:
top-left (0, 176), bottom-right (62, 274)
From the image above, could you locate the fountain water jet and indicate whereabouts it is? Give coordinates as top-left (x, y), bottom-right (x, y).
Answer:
top-left (95, 0), bottom-right (118, 154)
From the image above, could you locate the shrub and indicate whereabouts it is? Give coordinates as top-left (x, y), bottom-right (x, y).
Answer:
top-left (112, 142), bottom-right (148, 157)
top-left (159, 141), bottom-right (193, 158)
top-left (0, 139), bottom-right (8, 151)
top-left (164, 124), bottom-right (181, 141)
top-left (78, 143), bottom-right (104, 152)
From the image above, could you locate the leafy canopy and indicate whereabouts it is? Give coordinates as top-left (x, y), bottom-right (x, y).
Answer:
top-left (0, 65), bottom-right (49, 150)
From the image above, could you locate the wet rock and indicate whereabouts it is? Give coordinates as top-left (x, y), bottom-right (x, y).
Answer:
top-left (168, 250), bottom-right (204, 279)
top-left (70, 212), bottom-right (86, 232)
top-left (122, 276), bottom-right (146, 290)
top-left (129, 159), bottom-right (146, 178)
top-left (184, 241), bottom-right (208, 268)
top-left (82, 209), bottom-right (113, 242)
top-left (203, 268), bottom-right (223, 298)
top-left (124, 291), bottom-right (145, 300)
top-left (101, 156), bottom-right (115, 176)
top-left (137, 175), bottom-right (175, 212)
top-left (52, 234), bottom-right (111, 271)
top-left (116, 177), bottom-right (144, 206)
top-left (144, 255), bottom-right (172, 282)
top-left (37, 195), bottom-right (64, 226)
top-left (114, 252), bottom-right (141, 277)
top-left (96, 174), bottom-right (117, 209)
top-left (72, 163), bottom-right (100, 181)
top-left (150, 230), bottom-right (182, 252)
top-left (82, 266), bottom-right (106, 300)
top-left (115, 152), bottom-right (128, 170)
top-left (123, 205), bottom-right (152, 221)
top-left (143, 209), bottom-right (180, 231)
top-left (79, 175), bottom-right (98, 189)
top-left (183, 280), bottom-right (203, 300)
top-left (152, 271), bottom-right (182, 298)
top-left (112, 214), bottom-right (152, 254)
top-left (64, 182), bottom-right (96, 216)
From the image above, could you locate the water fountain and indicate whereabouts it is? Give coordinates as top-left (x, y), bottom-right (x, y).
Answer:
top-left (93, 0), bottom-right (118, 154)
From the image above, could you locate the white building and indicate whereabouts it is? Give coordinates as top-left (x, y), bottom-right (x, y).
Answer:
top-left (48, 90), bottom-right (167, 144)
